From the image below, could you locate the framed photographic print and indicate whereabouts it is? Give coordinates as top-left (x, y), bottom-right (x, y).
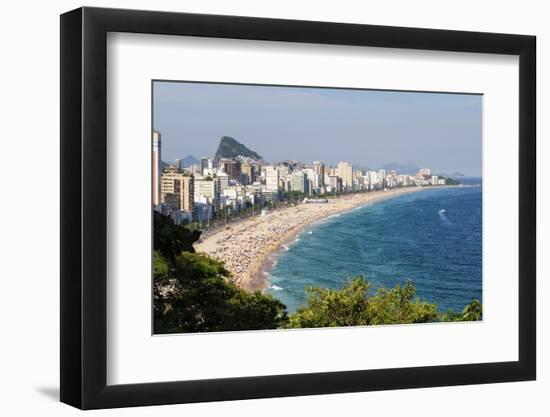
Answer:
top-left (60, 7), bottom-right (536, 409)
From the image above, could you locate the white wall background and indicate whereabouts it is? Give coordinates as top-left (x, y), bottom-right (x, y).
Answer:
top-left (0, 0), bottom-right (546, 415)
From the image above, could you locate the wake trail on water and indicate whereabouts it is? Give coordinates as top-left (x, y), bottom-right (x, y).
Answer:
top-left (438, 208), bottom-right (452, 225)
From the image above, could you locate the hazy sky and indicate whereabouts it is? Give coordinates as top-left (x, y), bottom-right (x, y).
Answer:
top-left (153, 81), bottom-right (482, 176)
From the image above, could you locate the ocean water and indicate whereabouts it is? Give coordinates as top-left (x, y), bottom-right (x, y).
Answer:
top-left (266, 179), bottom-right (482, 314)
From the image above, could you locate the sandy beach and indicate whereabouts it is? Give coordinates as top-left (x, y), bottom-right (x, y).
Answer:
top-left (194, 186), bottom-right (431, 292)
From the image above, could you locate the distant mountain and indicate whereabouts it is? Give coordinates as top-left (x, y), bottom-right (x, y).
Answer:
top-left (352, 164), bottom-right (372, 172)
top-left (214, 136), bottom-right (263, 162)
top-left (179, 155), bottom-right (200, 168)
top-left (379, 162), bottom-right (419, 175)
top-left (437, 172), bottom-right (465, 178)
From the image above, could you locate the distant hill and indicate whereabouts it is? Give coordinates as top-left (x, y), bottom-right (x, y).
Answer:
top-left (379, 162), bottom-right (419, 175)
top-left (179, 155), bottom-right (200, 167)
top-left (214, 136), bottom-right (262, 162)
top-left (437, 172), bottom-right (465, 178)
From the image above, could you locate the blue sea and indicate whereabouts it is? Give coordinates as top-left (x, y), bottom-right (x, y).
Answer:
top-left (265, 179), bottom-right (482, 314)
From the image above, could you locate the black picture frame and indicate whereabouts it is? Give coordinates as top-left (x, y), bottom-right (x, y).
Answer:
top-left (60, 6), bottom-right (536, 410)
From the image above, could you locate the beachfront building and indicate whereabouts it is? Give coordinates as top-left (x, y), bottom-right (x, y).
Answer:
top-left (274, 164), bottom-right (290, 191)
top-left (194, 176), bottom-right (219, 210)
top-left (337, 161), bottom-right (353, 191)
top-left (156, 202), bottom-right (192, 225)
top-left (221, 186), bottom-right (239, 208)
top-left (327, 175), bottom-right (342, 193)
top-left (431, 175), bottom-right (439, 185)
top-left (152, 130), bottom-right (162, 206)
top-left (160, 166), bottom-right (194, 214)
top-left (303, 167), bottom-right (319, 194)
top-left (312, 161), bottom-right (325, 187)
top-left (377, 169), bottom-right (387, 188)
top-left (398, 175), bottom-right (411, 186)
top-left (353, 175), bottom-right (366, 191)
top-left (193, 195), bottom-right (214, 222)
top-left (262, 191), bottom-right (278, 205)
top-left (291, 170), bottom-right (309, 194)
top-left (366, 170), bottom-right (379, 190)
top-left (263, 165), bottom-right (280, 192)
top-left (419, 168), bottom-right (431, 177)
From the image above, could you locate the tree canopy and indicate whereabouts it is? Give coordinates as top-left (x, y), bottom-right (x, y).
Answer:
top-left (153, 213), bottom-right (287, 333)
top-left (153, 211), bottom-right (201, 261)
top-left (286, 278), bottom-right (440, 328)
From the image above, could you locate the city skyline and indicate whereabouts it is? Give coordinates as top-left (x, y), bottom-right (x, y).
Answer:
top-left (152, 81), bottom-right (484, 334)
top-left (153, 81), bottom-right (482, 176)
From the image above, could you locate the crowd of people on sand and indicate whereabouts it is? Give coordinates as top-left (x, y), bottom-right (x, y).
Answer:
top-left (194, 187), bottom-right (426, 290)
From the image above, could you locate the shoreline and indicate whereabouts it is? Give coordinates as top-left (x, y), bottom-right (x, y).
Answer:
top-left (194, 186), bottom-right (461, 292)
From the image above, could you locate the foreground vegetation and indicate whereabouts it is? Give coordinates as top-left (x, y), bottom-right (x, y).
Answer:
top-left (287, 278), bottom-right (481, 328)
top-left (153, 213), bottom-right (481, 333)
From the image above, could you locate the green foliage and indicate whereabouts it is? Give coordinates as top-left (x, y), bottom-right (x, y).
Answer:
top-left (459, 299), bottom-right (482, 321)
top-left (153, 213), bottom-right (287, 333)
top-left (438, 299), bottom-right (482, 322)
top-left (153, 212), bottom-right (201, 261)
top-left (284, 191), bottom-right (306, 202)
top-left (287, 277), bottom-right (439, 328)
top-left (223, 289), bottom-right (288, 331)
top-left (154, 251), bottom-right (287, 333)
top-left (445, 177), bottom-right (460, 185)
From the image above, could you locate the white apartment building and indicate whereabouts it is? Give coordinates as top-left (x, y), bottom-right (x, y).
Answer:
top-left (194, 176), bottom-right (219, 209)
top-left (264, 166), bottom-right (280, 192)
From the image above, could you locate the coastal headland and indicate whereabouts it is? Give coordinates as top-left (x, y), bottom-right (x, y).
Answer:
top-left (194, 186), bottom-right (441, 292)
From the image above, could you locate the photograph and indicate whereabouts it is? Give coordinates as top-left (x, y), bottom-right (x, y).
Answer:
top-left (152, 81), bottom-right (483, 334)
top-left (0, 1), bottom-right (541, 413)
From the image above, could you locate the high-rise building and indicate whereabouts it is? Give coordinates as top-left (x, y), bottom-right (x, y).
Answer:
top-left (378, 169), bottom-right (387, 187)
top-left (200, 157), bottom-right (213, 174)
top-left (220, 158), bottom-right (242, 181)
top-left (216, 172), bottom-right (230, 192)
top-left (328, 175), bottom-right (342, 193)
top-left (160, 166), bottom-right (194, 213)
top-left (419, 168), bottom-right (431, 177)
top-left (312, 161), bottom-right (325, 187)
top-left (337, 161), bottom-right (353, 190)
top-left (303, 168), bottom-right (318, 194)
top-left (291, 171), bottom-right (309, 194)
top-left (264, 166), bottom-right (279, 192)
top-left (367, 171), bottom-right (379, 190)
top-left (241, 162), bottom-right (255, 185)
top-left (194, 176), bottom-right (219, 209)
top-left (152, 130), bottom-right (161, 206)
top-left (276, 164), bottom-right (290, 176)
